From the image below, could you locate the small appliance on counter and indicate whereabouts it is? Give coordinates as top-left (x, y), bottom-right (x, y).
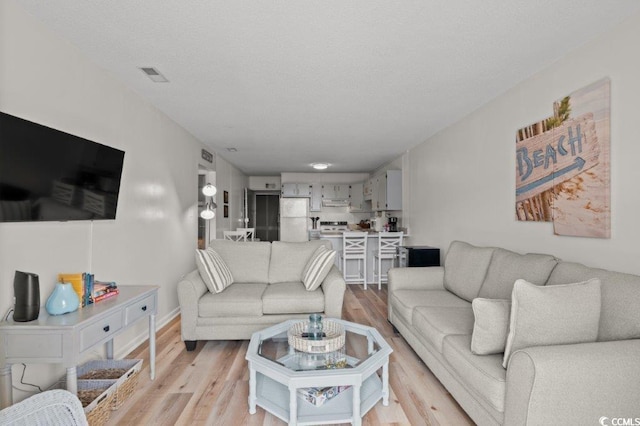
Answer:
top-left (13, 271), bottom-right (40, 322)
top-left (310, 217), bottom-right (320, 229)
top-left (388, 217), bottom-right (398, 232)
top-left (370, 218), bottom-right (383, 232)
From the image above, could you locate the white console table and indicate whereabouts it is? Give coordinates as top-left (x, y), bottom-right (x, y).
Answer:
top-left (0, 285), bottom-right (158, 408)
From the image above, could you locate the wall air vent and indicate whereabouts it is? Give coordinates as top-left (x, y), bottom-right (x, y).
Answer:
top-left (139, 67), bottom-right (169, 83)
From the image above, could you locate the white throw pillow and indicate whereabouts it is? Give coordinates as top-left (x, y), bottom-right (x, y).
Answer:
top-left (195, 248), bottom-right (234, 294)
top-left (502, 278), bottom-right (601, 368)
top-left (302, 245), bottom-right (336, 291)
top-left (471, 298), bottom-right (511, 355)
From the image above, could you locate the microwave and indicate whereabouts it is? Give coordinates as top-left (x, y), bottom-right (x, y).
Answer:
top-left (396, 246), bottom-right (440, 268)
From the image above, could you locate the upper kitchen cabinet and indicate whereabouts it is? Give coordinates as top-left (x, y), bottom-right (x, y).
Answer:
top-left (349, 182), bottom-right (370, 212)
top-left (310, 184), bottom-right (323, 211)
top-left (281, 183), bottom-right (311, 197)
top-left (363, 179), bottom-right (374, 201)
top-left (372, 170), bottom-right (402, 211)
top-left (321, 184), bottom-right (350, 200)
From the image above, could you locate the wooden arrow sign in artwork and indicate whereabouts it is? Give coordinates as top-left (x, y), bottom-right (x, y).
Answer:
top-left (515, 113), bottom-right (599, 202)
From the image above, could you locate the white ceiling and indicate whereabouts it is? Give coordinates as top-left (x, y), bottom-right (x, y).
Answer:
top-left (16, 1), bottom-right (640, 175)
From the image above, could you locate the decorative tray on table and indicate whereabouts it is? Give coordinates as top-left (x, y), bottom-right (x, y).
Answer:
top-left (288, 319), bottom-right (345, 354)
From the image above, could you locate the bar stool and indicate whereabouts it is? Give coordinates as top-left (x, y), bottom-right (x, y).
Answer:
top-left (373, 232), bottom-right (404, 290)
top-left (237, 227), bottom-right (255, 241)
top-left (223, 230), bottom-right (247, 241)
top-left (339, 232), bottom-right (368, 288)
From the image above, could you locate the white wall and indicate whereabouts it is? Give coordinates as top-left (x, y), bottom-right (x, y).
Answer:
top-left (214, 155), bottom-right (249, 239)
top-left (405, 11), bottom-right (640, 275)
top-left (0, 1), bottom-right (204, 401)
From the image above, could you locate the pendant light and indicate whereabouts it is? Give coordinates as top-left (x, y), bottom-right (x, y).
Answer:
top-left (200, 202), bottom-right (216, 220)
top-left (202, 183), bottom-right (217, 196)
top-left (200, 183), bottom-right (217, 220)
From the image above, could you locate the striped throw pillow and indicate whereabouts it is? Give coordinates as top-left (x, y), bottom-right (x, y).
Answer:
top-left (195, 248), bottom-right (234, 294)
top-left (302, 245), bottom-right (336, 291)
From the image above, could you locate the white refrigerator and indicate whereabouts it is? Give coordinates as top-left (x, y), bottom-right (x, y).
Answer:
top-left (279, 198), bottom-right (310, 242)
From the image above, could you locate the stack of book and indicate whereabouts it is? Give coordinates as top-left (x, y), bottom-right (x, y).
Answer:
top-left (57, 273), bottom-right (118, 306)
top-left (93, 281), bottom-right (119, 302)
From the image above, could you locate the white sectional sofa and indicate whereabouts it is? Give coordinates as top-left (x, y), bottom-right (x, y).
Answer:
top-left (178, 239), bottom-right (346, 350)
top-left (388, 240), bottom-right (640, 426)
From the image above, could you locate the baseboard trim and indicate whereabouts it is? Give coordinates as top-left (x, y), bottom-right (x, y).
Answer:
top-left (115, 306), bottom-right (180, 359)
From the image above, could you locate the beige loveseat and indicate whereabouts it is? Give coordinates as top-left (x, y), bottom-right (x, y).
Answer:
top-left (388, 241), bottom-right (640, 426)
top-left (178, 239), bottom-right (346, 350)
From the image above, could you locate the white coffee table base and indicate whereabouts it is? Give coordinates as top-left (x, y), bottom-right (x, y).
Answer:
top-left (246, 319), bottom-right (392, 426)
top-left (248, 372), bottom-right (386, 426)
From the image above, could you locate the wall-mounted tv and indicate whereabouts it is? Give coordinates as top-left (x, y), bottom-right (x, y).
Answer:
top-left (0, 111), bottom-right (125, 222)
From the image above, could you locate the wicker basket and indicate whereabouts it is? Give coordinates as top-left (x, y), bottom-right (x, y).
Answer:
top-left (288, 319), bottom-right (345, 353)
top-left (49, 379), bottom-right (116, 426)
top-left (77, 359), bottom-right (143, 410)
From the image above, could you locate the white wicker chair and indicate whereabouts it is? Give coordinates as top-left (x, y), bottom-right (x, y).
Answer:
top-left (0, 389), bottom-right (88, 425)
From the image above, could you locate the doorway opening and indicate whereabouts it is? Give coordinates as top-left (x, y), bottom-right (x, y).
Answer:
top-left (254, 193), bottom-right (280, 242)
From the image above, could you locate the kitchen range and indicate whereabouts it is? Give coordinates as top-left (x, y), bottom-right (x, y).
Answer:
top-left (320, 221), bottom-right (349, 232)
top-left (309, 221), bottom-right (349, 240)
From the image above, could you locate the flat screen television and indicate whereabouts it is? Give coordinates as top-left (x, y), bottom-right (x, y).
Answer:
top-left (0, 111), bottom-right (125, 222)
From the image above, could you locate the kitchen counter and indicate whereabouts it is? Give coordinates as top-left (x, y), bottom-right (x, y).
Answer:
top-left (317, 231), bottom-right (409, 286)
top-left (319, 231), bottom-right (408, 238)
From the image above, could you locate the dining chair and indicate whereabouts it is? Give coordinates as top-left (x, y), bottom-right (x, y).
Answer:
top-left (237, 227), bottom-right (255, 241)
top-left (223, 230), bottom-right (247, 241)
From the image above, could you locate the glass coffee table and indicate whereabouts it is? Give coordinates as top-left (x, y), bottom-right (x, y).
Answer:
top-left (245, 318), bottom-right (392, 426)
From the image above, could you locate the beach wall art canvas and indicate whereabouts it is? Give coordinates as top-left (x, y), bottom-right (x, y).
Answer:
top-left (515, 78), bottom-right (610, 238)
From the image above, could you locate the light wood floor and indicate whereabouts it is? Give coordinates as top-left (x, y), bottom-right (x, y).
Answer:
top-left (107, 285), bottom-right (474, 425)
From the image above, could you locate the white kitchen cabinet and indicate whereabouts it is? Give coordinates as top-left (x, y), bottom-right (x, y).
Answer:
top-left (281, 183), bottom-right (311, 197)
top-left (321, 184), bottom-right (350, 200)
top-left (310, 184), bottom-right (323, 211)
top-left (372, 170), bottom-right (402, 211)
top-left (349, 183), bottom-right (370, 212)
top-left (363, 179), bottom-right (374, 201)
top-left (371, 177), bottom-right (381, 210)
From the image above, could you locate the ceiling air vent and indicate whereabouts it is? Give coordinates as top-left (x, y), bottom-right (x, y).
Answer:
top-left (139, 67), bottom-right (169, 83)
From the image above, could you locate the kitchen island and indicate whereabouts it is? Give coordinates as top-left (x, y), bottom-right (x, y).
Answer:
top-left (319, 231), bottom-right (408, 287)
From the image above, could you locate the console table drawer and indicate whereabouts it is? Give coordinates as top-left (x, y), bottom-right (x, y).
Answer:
top-left (80, 311), bottom-right (123, 352)
top-left (5, 333), bottom-right (63, 360)
top-left (125, 294), bottom-right (155, 325)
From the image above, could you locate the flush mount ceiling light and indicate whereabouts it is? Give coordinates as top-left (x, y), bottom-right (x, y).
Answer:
top-left (311, 163), bottom-right (330, 170)
top-left (202, 183), bottom-right (217, 197)
top-left (139, 67), bottom-right (169, 83)
top-left (227, 148), bottom-right (238, 152)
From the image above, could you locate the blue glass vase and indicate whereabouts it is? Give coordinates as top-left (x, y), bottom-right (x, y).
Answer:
top-left (307, 314), bottom-right (324, 340)
top-left (45, 282), bottom-right (80, 315)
